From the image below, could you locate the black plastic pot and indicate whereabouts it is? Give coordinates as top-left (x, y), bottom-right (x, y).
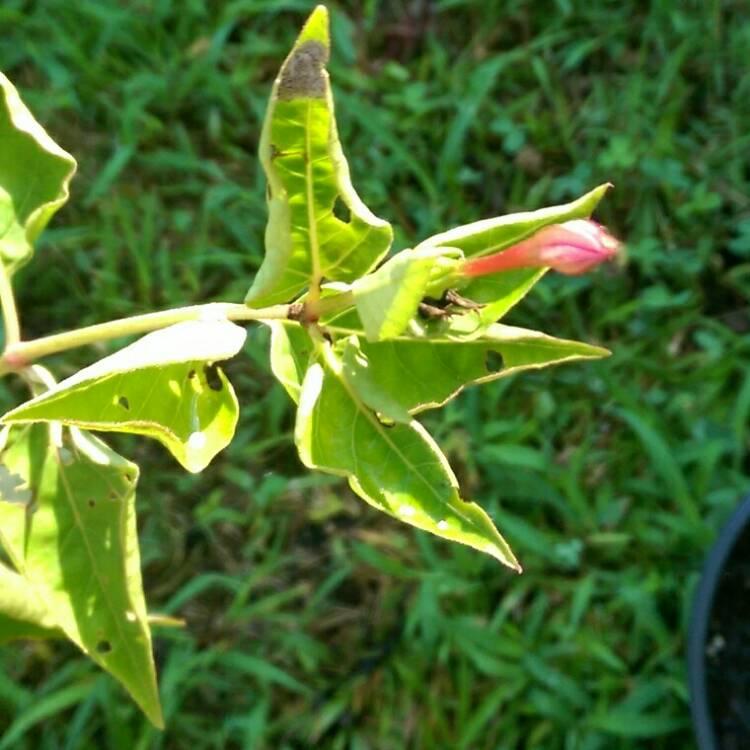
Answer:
top-left (688, 494), bottom-right (750, 750)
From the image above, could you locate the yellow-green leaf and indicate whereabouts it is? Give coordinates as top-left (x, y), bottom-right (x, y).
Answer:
top-left (294, 345), bottom-right (521, 570)
top-left (0, 425), bottom-right (162, 726)
top-left (417, 184), bottom-right (611, 325)
top-left (1, 320), bottom-right (246, 473)
top-left (245, 5), bottom-right (393, 306)
top-left (0, 72), bottom-right (76, 274)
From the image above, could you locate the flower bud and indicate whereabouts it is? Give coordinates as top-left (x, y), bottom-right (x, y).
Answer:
top-left (462, 219), bottom-right (620, 277)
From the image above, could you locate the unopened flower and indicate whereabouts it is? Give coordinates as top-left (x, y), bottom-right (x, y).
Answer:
top-left (462, 219), bottom-right (620, 277)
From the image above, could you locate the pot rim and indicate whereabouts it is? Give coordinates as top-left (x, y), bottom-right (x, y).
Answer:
top-left (688, 493), bottom-right (750, 750)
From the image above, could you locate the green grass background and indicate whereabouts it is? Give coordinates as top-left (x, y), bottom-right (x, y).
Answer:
top-left (1, 0), bottom-right (749, 747)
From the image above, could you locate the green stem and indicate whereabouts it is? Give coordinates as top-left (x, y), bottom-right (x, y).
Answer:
top-left (1, 301), bottom-right (291, 373)
top-left (0, 262), bottom-right (20, 347)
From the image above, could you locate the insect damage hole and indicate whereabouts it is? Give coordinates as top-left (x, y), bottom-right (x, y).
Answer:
top-left (485, 350), bottom-right (504, 373)
top-left (118, 396), bottom-right (130, 410)
top-left (332, 196), bottom-right (351, 223)
top-left (96, 640), bottom-right (112, 654)
top-left (203, 363), bottom-right (224, 391)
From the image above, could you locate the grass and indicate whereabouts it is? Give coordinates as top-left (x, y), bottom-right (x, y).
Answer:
top-left (1, 0), bottom-right (749, 747)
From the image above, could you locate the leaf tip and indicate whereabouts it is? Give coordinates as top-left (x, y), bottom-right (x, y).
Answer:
top-left (489, 544), bottom-right (523, 573)
top-left (300, 6), bottom-right (330, 46)
top-left (279, 7), bottom-right (330, 101)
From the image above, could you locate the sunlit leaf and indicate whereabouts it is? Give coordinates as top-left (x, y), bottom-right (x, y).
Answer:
top-left (0, 72), bottom-right (76, 274)
top-left (318, 308), bottom-right (609, 417)
top-left (417, 184), bottom-right (611, 324)
top-left (1, 320), bottom-right (246, 473)
top-left (245, 5), bottom-right (393, 306)
top-left (417, 184), bottom-right (610, 259)
top-left (294, 345), bottom-right (520, 570)
top-left (356, 321), bottom-right (610, 415)
top-left (0, 424), bottom-right (162, 726)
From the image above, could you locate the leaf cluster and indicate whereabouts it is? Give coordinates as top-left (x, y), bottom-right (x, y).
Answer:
top-left (0, 5), bottom-right (612, 724)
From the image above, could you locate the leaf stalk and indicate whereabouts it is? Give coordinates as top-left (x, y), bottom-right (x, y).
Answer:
top-left (0, 301), bottom-right (291, 374)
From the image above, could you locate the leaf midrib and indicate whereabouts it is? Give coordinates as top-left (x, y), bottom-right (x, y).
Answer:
top-left (325, 347), bottom-right (503, 549)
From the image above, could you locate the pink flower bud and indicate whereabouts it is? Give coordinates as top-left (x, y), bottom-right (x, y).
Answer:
top-left (462, 219), bottom-right (620, 277)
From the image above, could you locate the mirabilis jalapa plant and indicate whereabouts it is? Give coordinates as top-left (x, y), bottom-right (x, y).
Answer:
top-left (0, 6), bottom-right (619, 726)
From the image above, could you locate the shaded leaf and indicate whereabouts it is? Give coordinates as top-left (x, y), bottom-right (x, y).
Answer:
top-left (0, 72), bottom-right (76, 274)
top-left (245, 6), bottom-right (393, 306)
top-left (340, 337), bottom-right (411, 423)
top-left (2, 320), bottom-right (246, 473)
top-left (294, 345), bottom-right (520, 570)
top-left (0, 563), bottom-right (61, 642)
top-left (267, 320), bottom-right (315, 404)
top-left (0, 424), bottom-right (162, 726)
top-left (352, 247), bottom-right (456, 341)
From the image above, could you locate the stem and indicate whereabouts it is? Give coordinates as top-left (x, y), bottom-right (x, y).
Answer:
top-left (0, 262), bottom-right (20, 347)
top-left (1, 301), bottom-right (291, 371)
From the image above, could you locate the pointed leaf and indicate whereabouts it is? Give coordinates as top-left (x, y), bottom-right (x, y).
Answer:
top-left (294, 346), bottom-right (520, 570)
top-left (417, 184), bottom-right (611, 258)
top-left (245, 6), bottom-right (393, 306)
top-left (416, 185), bottom-right (610, 324)
top-left (0, 424), bottom-right (162, 726)
top-left (2, 320), bottom-right (246, 473)
top-left (326, 318), bottom-right (609, 417)
top-left (0, 72), bottom-right (76, 274)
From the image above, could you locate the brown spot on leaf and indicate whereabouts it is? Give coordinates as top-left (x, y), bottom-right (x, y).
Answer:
top-left (277, 40), bottom-right (328, 99)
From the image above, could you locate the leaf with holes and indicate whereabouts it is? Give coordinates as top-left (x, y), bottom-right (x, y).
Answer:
top-left (0, 424), bottom-right (162, 726)
top-left (283, 311), bottom-right (608, 419)
top-left (245, 5), bottom-right (393, 306)
top-left (1, 320), bottom-right (246, 473)
top-left (359, 321), bottom-right (608, 417)
top-left (294, 344), bottom-right (520, 570)
top-left (416, 184), bottom-right (611, 326)
top-left (0, 72), bottom-right (76, 275)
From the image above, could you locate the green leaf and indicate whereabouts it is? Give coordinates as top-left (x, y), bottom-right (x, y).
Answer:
top-left (0, 72), bottom-right (76, 274)
top-left (455, 268), bottom-right (547, 327)
top-left (245, 5), bottom-right (393, 306)
top-left (334, 319), bottom-right (609, 417)
top-left (416, 184), bottom-right (611, 324)
top-left (294, 345), bottom-right (521, 570)
top-left (0, 424), bottom-right (162, 727)
top-left (2, 320), bottom-right (246, 473)
top-left (416, 184), bottom-right (611, 258)
top-left (267, 320), bottom-right (315, 404)
top-left (340, 337), bottom-right (411, 423)
top-left (0, 563), bottom-right (61, 642)
top-left (352, 247), bottom-right (456, 341)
